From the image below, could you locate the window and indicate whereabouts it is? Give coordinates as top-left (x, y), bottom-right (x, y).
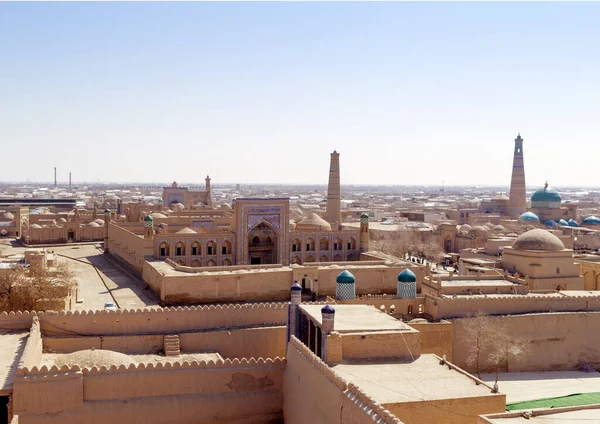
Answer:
top-left (191, 242), bottom-right (200, 256)
top-left (207, 241), bottom-right (216, 255)
top-left (334, 238), bottom-right (342, 251)
top-left (253, 236), bottom-right (260, 245)
top-left (306, 238), bottom-right (315, 251)
top-left (159, 242), bottom-right (169, 257)
top-left (175, 242), bottom-right (185, 256)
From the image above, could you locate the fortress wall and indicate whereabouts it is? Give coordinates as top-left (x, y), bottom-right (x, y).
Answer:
top-left (408, 321), bottom-right (453, 361)
top-left (160, 268), bottom-right (293, 304)
top-left (337, 297), bottom-right (426, 318)
top-left (13, 358), bottom-right (285, 424)
top-left (39, 303), bottom-right (288, 336)
top-left (107, 222), bottom-right (146, 273)
top-left (141, 260), bottom-right (165, 299)
top-left (435, 295), bottom-right (600, 319)
top-left (179, 326), bottom-right (287, 359)
top-left (284, 337), bottom-right (400, 424)
top-left (0, 311), bottom-right (36, 330)
top-left (452, 312), bottom-right (600, 372)
top-left (18, 317), bottom-right (42, 369)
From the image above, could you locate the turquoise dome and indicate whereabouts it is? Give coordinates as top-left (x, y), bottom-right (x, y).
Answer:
top-left (398, 269), bottom-right (417, 283)
top-left (336, 270), bottom-right (355, 285)
top-left (568, 219), bottom-right (579, 227)
top-left (143, 215), bottom-right (153, 222)
top-left (519, 212), bottom-right (540, 222)
top-left (531, 185), bottom-right (561, 209)
top-left (583, 216), bottom-right (600, 226)
top-left (558, 219), bottom-right (569, 226)
top-left (544, 220), bottom-right (556, 227)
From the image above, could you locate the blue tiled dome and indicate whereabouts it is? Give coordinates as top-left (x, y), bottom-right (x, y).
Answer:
top-left (583, 216), bottom-right (600, 226)
top-left (544, 220), bottom-right (556, 227)
top-left (558, 219), bottom-right (569, 226)
top-left (321, 304), bottom-right (335, 314)
top-left (143, 215), bottom-right (153, 222)
top-left (290, 283), bottom-right (302, 291)
top-left (398, 269), bottom-right (417, 283)
top-left (531, 185), bottom-right (562, 204)
top-left (568, 219), bottom-right (579, 227)
top-left (519, 212), bottom-right (540, 222)
top-left (336, 270), bottom-right (355, 285)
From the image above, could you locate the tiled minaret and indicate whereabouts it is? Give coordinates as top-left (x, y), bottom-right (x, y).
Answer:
top-left (326, 150), bottom-right (341, 229)
top-left (509, 134), bottom-right (527, 217)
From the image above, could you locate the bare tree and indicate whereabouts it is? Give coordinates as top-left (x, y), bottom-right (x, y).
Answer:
top-left (487, 320), bottom-right (530, 385)
top-left (0, 261), bottom-right (75, 312)
top-left (461, 310), bottom-right (493, 379)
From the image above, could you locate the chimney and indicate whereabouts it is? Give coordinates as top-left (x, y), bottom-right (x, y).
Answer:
top-left (69, 172), bottom-right (72, 191)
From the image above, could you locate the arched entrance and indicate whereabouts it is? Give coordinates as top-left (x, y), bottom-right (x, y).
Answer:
top-left (67, 230), bottom-right (75, 242)
top-left (247, 222), bottom-right (279, 265)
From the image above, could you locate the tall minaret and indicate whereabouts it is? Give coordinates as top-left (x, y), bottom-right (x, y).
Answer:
top-left (325, 150), bottom-right (341, 229)
top-left (508, 133), bottom-right (527, 217)
top-left (205, 175), bottom-right (212, 207)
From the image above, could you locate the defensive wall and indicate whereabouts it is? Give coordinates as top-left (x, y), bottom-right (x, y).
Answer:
top-left (106, 222), bottom-right (149, 274)
top-left (452, 312), bottom-right (600, 373)
top-left (283, 336), bottom-right (403, 424)
top-left (13, 357), bottom-right (286, 424)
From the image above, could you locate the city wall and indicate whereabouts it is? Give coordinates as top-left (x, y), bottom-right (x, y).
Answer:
top-left (283, 336), bottom-right (401, 424)
top-left (17, 317), bottom-right (42, 370)
top-left (452, 312), bottom-right (600, 372)
top-left (13, 357), bottom-right (286, 424)
top-left (107, 222), bottom-right (148, 273)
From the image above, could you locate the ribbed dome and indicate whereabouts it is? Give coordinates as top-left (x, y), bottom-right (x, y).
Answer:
top-left (568, 219), bottom-right (579, 227)
top-left (512, 229), bottom-right (565, 252)
top-left (519, 212), bottom-right (540, 222)
top-left (143, 215), bottom-right (153, 222)
top-left (336, 270), bottom-right (355, 284)
top-left (398, 269), bottom-right (417, 283)
top-left (583, 216), bottom-right (600, 226)
top-left (295, 213), bottom-right (332, 232)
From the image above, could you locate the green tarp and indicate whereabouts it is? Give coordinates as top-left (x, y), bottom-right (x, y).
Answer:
top-left (506, 392), bottom-right (600, 411)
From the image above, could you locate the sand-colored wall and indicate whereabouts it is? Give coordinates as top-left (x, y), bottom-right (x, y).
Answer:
top-left (107, 222), bottom-right (147, 273)
top-left (17, 317), bottom-right (42, 369)
top-left (283, 337), bottom-right (400, 424)
top-left (39, 303), bottom-right (287, 336)
top-left (452, 312), bottom-right (600, 372)
top-left (14, 358), bottom-right (286, 424)
top-left (385, 395), bottom-right (506, 424)
top-left (408, 321), bottom-right (453, 361)
top-left (340, 331), bottom-right (421, 361)
top-left (433, 294), bottom-right (600, 319)
top-left (0, 311), bottom-right (36, 330)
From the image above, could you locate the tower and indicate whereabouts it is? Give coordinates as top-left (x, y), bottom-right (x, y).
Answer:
top-left (509, 134), bottom-right (527, 217)
top-left (205, 175), bottom-right (212, 207)
top-left (325, 150), bottom-right (341, 228)
top-left (69, 172), bottom-right (72, 191)
top-left (54, 167), bottom-right (57, 188)
top-left (359, 213), bottom-right (370, 253)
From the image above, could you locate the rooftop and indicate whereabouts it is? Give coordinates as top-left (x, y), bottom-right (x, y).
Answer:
top-left (0, 331), bottom-right (28, 394)
top-left (332, 354), bottom-right (498, 403)
top-left (299, 304), bottom-right (414, 333)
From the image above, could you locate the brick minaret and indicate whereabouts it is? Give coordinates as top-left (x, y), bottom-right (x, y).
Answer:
top-left (508, 134), bottom-right (527, 217)
top-left (325, 150), bottom-right (341, 229)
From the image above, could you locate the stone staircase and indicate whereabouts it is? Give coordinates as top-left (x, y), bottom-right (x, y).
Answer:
top-left (163, 334), bottom-right (181, 357)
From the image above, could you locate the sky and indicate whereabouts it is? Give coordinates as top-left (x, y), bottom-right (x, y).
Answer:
top-left (1, 2), bottom-right (599, 187)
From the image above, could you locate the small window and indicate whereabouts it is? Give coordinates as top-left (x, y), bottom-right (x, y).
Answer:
top-left (160, 247), bottom-right (167, 257)
top-left (557, 267), bottom-right (560, 274)
top-left (192, 245), bottom-right (198, 256)
top-left (222, 245), bottom-right (227, 255)
top-left (347, 241), bottom-right (352, 250)
top-left (253, 236), bottom-right (260, 245)
top-left (208, 246), bottom-right (214, 255)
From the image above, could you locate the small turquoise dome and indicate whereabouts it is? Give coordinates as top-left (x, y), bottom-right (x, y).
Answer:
top-left (360, 213), bottom-right (369, 219)
top-left (143, 215), bottom-right (153, 222)
top-left (519, 212), bottom-right (540, 222)
top-left (544, 220), bottom-right (556, 227)
top-left (398, 269), bottom-right (417, 283)
top-left (290, 283), bottom-right (302, 291)
top-left (531, 184), bottom-right (561, 209)
top-left (568, 219), bottom-right (579, 227)
top-left (583, 216), bottom-right (600, 226)
top-left (558, 219), bottom-right (569, 226)
top-left (321, 304), bottom-right (335, 314)
top-left (336, 270), bottom-right (355, 285)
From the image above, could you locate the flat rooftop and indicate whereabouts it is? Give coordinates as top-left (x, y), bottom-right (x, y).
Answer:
top-left (0, 331), bottom-right (28, 394)
top-left (299, 304), bottom-right (414, 333)
top-left (332, 354), bottom-right (498, 404)
top-left (442, 280), bottom-right (517, 287)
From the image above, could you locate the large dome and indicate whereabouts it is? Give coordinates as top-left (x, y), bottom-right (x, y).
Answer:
top-left (295, 213), bottom-right (332, 232)
top-left (583, 216), bottom-right (600, 226)
top-left (512, 229), bottom-right (565, 252)
top-left (519, 212), bottom-right (540, 223)
top-left (531, 184), bottom-right (561, 209)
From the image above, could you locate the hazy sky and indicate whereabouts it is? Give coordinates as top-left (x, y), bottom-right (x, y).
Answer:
top-left (1, 2), bottom-right (599, 187)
